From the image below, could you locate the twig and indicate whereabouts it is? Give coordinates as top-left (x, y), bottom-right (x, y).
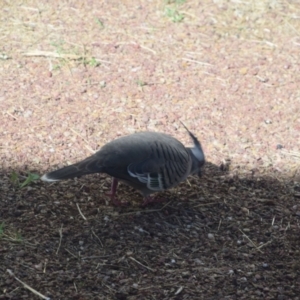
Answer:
top-left (91, 229), bottom-right (103, 247)
top-left (175, 286), bottom-right (184, 295)
top-left (43, 260), bottom-right (47, 273)
top-left (84, 144), bottom-right (95, 154)
top-left (81, 255), bottom-right (115, 260)
top-left (5, 112), bottom-right (18, 120)
top-left (193, 202), bottom-right (218, 208)
top-left (7, 269), bottom-right (51, 300)
top-left (139, 44), bottom-right (156, 54)
top-left (23, 50), bottom-right (111, 64)
top-left (56, 225), bottom-right (63, 255)
top-left (103, 283), bottom-right (117, 292)
top-left (217, 219), bottom-right (222, 231)
top-left (129, 256), bottom-right (155, 272)
top-left (23, 50), bottom-right (82, 60)
top-left (272, 216), bottom-right (276, 226)
top-left (130, 42), bottom-right (156, 54)
top-left (76, 203), bottom-right (87, 220)
top-left (256, 240), bottom-right (272, 250)
top-left (70, 128), bottom-right (95, 154)
top-left (64, 248), bottom-right (78, 259)
top-left (119, 200), bottom-right (171, 216)
top-left (238, 229), bottom-right (263, 253)
top-left (181, 58), bottom-right (213, 66)
top-left (281, 149), bottom-right (300, 158)
top-left (21, 6), bottom-right (40, 12)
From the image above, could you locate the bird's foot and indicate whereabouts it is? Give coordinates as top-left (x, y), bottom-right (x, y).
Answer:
top-left (141, 196), bottom-right (166, 207)
top-left (104, 178), bottom-right (128, 206)
top-left (105, 191), bottom-right (114, 197)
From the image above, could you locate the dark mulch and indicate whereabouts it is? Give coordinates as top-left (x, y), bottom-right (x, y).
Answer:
top-left (1, 163), bottom-right (300, 299)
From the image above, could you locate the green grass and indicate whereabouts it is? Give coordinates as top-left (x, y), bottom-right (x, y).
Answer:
top-left (136, 79), bottom-right (147, 87)
top-left (0, 223), bottom-right (4, 238)
top-left (50, 39), bottom-right (101, 69)
top-left (10, 171), bottom-right (40, 189)
top-left (0, 223), bottom-right (23, 243)
top-left (95, 17), bottom-right (105, 29)
top-left (82, 56), bottom-right (101, 67)
top-left (164, 7), bottom-right (184, 22)
top-left (164, 0), bottom-right (186, 23)
top-left (10, 171), bottom-right (19, 185)
top-left (50, 39), bottom-right (66, 56)
top-left (19, 172), bottom-right (40, 188)
top-left (165, 0), bottom-right (186, 4)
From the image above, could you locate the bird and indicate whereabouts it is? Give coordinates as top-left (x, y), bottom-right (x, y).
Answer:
top-left (41, 125), bottom-right (205, 206)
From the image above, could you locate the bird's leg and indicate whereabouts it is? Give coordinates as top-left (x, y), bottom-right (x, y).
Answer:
top-left (105, 177), bottom-right (118, 198)
top-left (105, 178), bottom-right (128, 206)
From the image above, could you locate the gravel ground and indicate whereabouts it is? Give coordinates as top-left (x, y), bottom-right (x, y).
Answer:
top-left (1, 0), bottom-right (300, 299)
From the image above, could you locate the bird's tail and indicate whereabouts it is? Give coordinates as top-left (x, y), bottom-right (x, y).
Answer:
top-left (41, 156), bottom-right (104, 182)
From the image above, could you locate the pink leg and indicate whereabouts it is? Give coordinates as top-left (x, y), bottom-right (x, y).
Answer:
top-left (105, 177), bottom-right (118, 198)
top-left (105, 178), bottom-right (127, 206)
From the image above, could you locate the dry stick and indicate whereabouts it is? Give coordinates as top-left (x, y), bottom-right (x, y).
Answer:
top-left (175, 286), bottom-right (184, 295)
top-left (7, 269), bottom-right (50, 300)
top-left (91, 229), bottom-right (103, 247)
top-left (43, 260), bottom-right (47, 273)
top-left (281, 149), bottom-right (300, 158)
top-left (103, 283), bottom-right (117, 292)
top-left (24, 50), bottom-right (81, 59)
top-left (129, 257), bottom-right (155, 272)
top-left (256, 240), bottom-right (272, 250)
top-left (130, 42), bottom-right (156, 54)
top-left (181, 57), bottom-right (213, 66)
top-left (76, 203), bottom-right (87, 221)
top-left (238, 229), bottom-right (263, 253)
top-left (193, 202), bottom-right (218, 208)
top-left (70, 128), bottom-right (95, 154)
top-left (119, 200), bottom-right (172, 216)
top-left (5, 112), bottom-right (18, 120)
top-left (56, 225), bottom-right (63, 255)
top-left (23, 50), bottom-right (111, 64)
top-left (65, 248), bottom-right (78, 259)
top-left (217, 219), bottom-right (222, 231)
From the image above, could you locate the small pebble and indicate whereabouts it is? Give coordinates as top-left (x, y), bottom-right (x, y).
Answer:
top-left (276, 144), bottom-right (284, 149)
top-left (208, 233), bottom-right (215, 240)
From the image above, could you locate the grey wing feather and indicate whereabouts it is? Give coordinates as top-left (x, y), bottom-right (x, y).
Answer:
top-left (127, 141), bottom-right (191, 191)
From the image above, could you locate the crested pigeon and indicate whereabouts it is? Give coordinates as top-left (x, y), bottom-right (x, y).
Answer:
top-left (41, 126), bottom-right (205, 206)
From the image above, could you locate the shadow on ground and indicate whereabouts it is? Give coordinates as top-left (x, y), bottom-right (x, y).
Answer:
top-left (0, 162), bottom-right (299, 299)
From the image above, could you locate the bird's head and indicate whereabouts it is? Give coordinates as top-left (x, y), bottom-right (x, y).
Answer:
top-left (181, 122), bottom-right (205, 175)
